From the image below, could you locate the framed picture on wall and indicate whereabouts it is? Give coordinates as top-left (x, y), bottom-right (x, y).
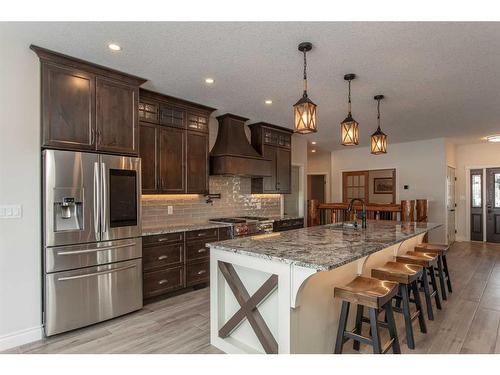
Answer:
top-left (373, 177), bottom-right (394, 194)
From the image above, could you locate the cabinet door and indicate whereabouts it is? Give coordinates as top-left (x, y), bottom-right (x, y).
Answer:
top-left (41, 63), bottom-right (95, 150)
top-left (262, 145), bottom-right (277, 192)
top-left (187, 112), bottom-right (209, 133)
top-left (138, 99), bottom-right (159, 124)
top-left (139, 123), bottom-right (158, 193)
top-left (186, 131), bottom-right (209, 194)
top-left (159, 105), bottom-right (185, 128)
top-left (159, 127), bottom-right (185, 193)
top-left (96, 77), bottom-right (138, 155)
top-left (276, 148), bottom-right (291, 193)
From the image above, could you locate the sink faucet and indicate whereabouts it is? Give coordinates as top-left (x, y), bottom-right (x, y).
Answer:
top-left (347, 198), bottom-right (367, 229)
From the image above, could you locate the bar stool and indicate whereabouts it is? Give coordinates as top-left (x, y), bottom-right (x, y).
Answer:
top-left (334, 276), bottom-right (400, 354)
top-left (396, 251), bottom-right (442, 321)
top-left (371, 262), bottom-right (426, 349)
top-left (415, 243), bottom-right (452, 300)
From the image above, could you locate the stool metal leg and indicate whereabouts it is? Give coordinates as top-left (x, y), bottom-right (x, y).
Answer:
top-left (368, 307), bottom-right (382, 354)
top-left (442, 254), bottom-right (453, 293)
top-left (421, 270), bottom-right (434, 320)
top-left (353, 304), bottom-right (364, 351)
top-left (436, 256), bottom-right (448, 300)
top-left (428, 266), bottom-right (442, 310)
top-left (384, 302), bottom-right (401, 354)
top-left (401, 284), bottom-right (415, 349)
top-left (335, 301), bottom-right (350, 354)
top-left (411, 280), bottom-right (427, 334)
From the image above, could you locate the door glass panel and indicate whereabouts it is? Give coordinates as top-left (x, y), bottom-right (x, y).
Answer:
top-left (109, 169), bottom-right (137, 228)
top-left (353, 176), bottom-right (359, 186)
top-left (495, 173), bottom-right (500, 208)
top-left (347, 176), bottom-right (353, 185)
top-left (472, 174), bottom-right (482, 208)
top-left (359, 175), bottom-right (365, 185)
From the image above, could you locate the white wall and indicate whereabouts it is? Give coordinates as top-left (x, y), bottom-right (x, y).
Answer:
top-left (331, 138), bottom-right (448, 242)
top-left (291, 135), bottom-right (308, 223)
top-left (455, 142), bottom-right (500, 241)
top-left (0, 30), bottom-right (43, 349)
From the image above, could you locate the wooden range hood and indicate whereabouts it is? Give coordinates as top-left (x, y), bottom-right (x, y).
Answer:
top-left (210, 113), bottom-right (272, 177)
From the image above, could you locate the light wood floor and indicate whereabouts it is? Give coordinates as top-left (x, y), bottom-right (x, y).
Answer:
top-left (3, 241), bottom-right (500, 354)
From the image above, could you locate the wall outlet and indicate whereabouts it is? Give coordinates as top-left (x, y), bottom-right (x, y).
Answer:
top-left (256, 202), bottom-right (261, 210)
top-left (167, 206), bottom-right (173, 215)
top-left (0, 204), bottom-right (22, 219)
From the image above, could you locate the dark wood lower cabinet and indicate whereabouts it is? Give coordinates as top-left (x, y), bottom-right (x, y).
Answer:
top-left (143, 226), bottom-right (231, 303)
top-left (273, 218), bottom-right (304, 232)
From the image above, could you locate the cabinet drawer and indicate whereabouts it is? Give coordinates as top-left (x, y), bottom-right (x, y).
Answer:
top-left (218, 226), bottom-right (233, 240)
top-left (186, 228), bottom-right (218, 242)
top-left (143, 232), bottom-right (184, 246)
top-left (186, 241), bottom-right (210, 262)
top-left (143, 266), bottom-right (183, 299)
top-left (186, 261), bottom-right (209, 286)
top-left (143, 243), bottom-right (183, 271)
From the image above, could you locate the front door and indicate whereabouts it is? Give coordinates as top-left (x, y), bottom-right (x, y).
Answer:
top-left (470, 169), bottom-right (484, 241)
top-left (486, 168), bottom-right (500, 243)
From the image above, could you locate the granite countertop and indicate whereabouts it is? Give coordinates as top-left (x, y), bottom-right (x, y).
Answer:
top-left (208, 221), bottom-right (441, 271)
top-left (142, 222), bottom-right (232, 236)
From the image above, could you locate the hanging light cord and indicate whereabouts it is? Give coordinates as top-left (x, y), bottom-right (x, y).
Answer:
top-left (377, 98), bottom-right (381, 130)
top-left (347, 79), bottom-right (352, 114)
top-left (303, 49), bottom-right (308, 94)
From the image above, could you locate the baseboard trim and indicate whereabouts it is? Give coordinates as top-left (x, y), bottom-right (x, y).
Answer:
top-left (0, 325), bottom-right (43, 352)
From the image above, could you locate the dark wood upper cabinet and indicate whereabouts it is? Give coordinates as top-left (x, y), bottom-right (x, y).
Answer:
top-left (138, 89), bottom-right (216, 195)
top-left (249, 122), bottom-right (293, 194)
top-left (41, 63), bottom-right (95, 150)
top-left (96, 78), bottom-right (138, 155)
top-left (186, 130), bottom-right (209, 194)
top-left (139, 123), bottom-right (158, 193)
top-left (31, 45), bottom-right (147, 156)
top-left (159, 126), bottom-right (185, 193)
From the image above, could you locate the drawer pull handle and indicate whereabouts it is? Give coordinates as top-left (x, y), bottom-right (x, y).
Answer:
top-left (158, 279), bottom-right (168, 285)
top-left (197, 248), bottom-right (207, 253)
top-left (158, 238), bottom-right (170, 242)
top-left (158, 255), bottom-right (168, 260)
top-left (197, 232), bottom-right (206, 237)
top-left (197, 270), bottom-right (207, 275)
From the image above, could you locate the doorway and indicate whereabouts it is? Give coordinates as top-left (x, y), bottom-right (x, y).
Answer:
top-left (284, 165), bottom-right (303, 217)
top-left (308, 174), bottom-right (326, 203)
top-left (469, 167), bottom-right (500, 243)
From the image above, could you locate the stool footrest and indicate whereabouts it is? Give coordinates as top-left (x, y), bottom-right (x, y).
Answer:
top-left (382, 338), bottom-right (395, 354)
top-left (344, 331), bottom-right (373, 346)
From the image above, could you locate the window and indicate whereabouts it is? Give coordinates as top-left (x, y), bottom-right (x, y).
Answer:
top-left (495, 173), bottom-right (500, 208)
top-left (472, 174), bottom-right (482, 208)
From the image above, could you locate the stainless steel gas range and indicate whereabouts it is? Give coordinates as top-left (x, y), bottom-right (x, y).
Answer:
top-left (209, 216), bottom-right (274, 237)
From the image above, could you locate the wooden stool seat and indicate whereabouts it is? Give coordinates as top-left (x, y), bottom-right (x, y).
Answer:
top-left (396, 251), bottom-right (438, 268)
top-left (372, 261), bottom-right (423, 284)
top-left (415, 243), bottom-right (449, 255)
top-left (334, 276), bottom-right (398, 309)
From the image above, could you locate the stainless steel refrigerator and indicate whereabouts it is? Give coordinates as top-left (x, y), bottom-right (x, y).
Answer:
top-left (42, 149), bottom-right (143, 336)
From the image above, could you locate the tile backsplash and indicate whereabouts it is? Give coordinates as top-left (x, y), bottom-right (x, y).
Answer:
top-left (141, 176), bottom-right (281, 227)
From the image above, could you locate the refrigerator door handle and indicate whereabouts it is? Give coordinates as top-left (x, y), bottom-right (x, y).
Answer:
top-left (93, 162), bottom-right (100, 239)
top-left (101, 161), bottom-right (108, 235)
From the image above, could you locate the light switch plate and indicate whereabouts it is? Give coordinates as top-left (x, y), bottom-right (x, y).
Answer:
top-left (0, 205), bottom-right (22, 219)
top-left (167, 206), bottom-right (173, 215)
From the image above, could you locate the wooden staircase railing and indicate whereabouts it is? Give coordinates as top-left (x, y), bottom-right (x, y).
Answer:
top-left (307, 199), bottom-right (428, 227)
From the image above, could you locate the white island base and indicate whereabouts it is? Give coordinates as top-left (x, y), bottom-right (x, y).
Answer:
top-left (210, 232), bottom-right (425, 354)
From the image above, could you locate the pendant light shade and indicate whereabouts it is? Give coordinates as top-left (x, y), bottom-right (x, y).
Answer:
top-left (340, 73), bottom-right (359, 146)
top-left (293, 42), bottom-right (317, 134)
top-left (371, 95), bottom-right (387, 155)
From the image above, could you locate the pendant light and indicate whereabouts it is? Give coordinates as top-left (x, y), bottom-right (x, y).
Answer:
top-left (293, 42), bottom-right (317, 134)
top-left (340, 73), bottom-right (359, 146)
top-left (371, 94), bottom-right (387, 155)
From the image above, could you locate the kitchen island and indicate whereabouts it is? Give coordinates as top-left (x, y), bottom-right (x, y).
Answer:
top-left (208, 221), bottom-right (440, 354)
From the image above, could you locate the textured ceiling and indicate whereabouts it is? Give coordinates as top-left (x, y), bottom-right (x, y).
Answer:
top-left (4, 22), bottom-right (500, 150)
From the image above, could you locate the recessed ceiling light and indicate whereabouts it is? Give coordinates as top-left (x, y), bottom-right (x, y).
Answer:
top-left (108, 43), bottom-right (122, 51)
top-left (486, 135), bottom-right (500, 143)
top-left (311, 141), bottom-right (317, 145)
top-left (205, 78), bottom-right (214, 84)
top-left (265, 100), bottom-right (273, 105)
top-left (311, 149), bottom-right (316, 153)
